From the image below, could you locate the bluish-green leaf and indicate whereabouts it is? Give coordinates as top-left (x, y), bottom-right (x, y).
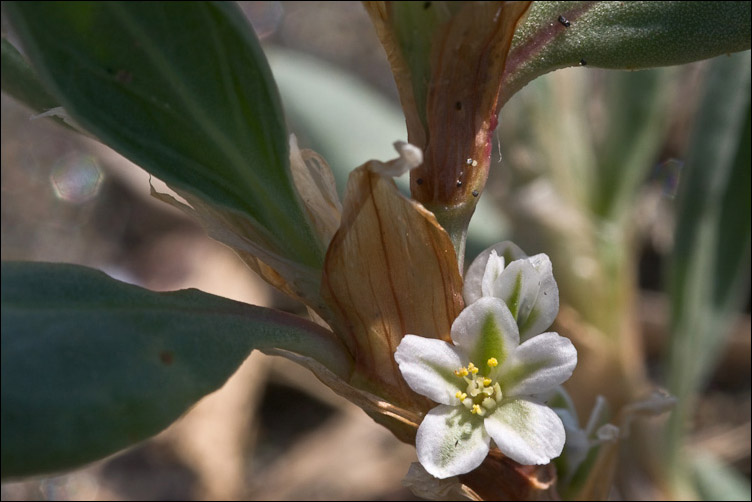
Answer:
top-left (1, 261), bottom-right (352, 479)
top-left (1, 38), bottom-right (59, 115)
top-left (5, 2), bottom-right (322, 267)
top-left (664, 50), bottom-right (751, 483)
top-left (502, 1), bottom-right (751, 105)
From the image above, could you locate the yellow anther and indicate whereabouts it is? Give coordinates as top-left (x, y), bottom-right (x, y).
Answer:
top-left (487, 357), bottom-right (498, 367)
top-left (454, 367), bottom-right (469, 377)
top-left (468, 362), bottom-right (480, 374)
top-left (471, 404), bottom-right (482, 415)
top-left (483, 377), bottom-right (492, 386)
top-left (455, 391), bottom-right (467, 401)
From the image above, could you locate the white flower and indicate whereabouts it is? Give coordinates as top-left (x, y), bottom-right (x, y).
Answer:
top-left (463, 242), bottom-right (559, 341)
top-left (395, 296), bottom-right (577, 478)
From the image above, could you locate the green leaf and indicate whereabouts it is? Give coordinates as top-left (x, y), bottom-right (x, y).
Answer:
top-left (5, 2), bottom-right (322, 267)
top-left (1, 38), bottom-right (59, 114)
top-left (1, 261), bottom-right (352, 479)
top-left (502, 1), bottom-right (751, 106)
top-left (664, 50), bottom-right (751, 480)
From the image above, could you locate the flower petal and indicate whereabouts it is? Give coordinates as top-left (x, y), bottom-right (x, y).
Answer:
top-left (463, 241), bottom-right (527, 304)
top-left (395, 335), bottom-right (466, 405)
top-left (485, 398), bottom-right (565, 465)
top-left (519, 253), bottom-right (559, 341)
top-left (486, 259), bottom-right (540, 322)
top-left (499, 333), bottom-right (577, 397)
top-left (451, 297), bottom-right (519, 372)
top-left (416, 405), bottom-right (490, 479)
top-left (481, 251), bottom-right (505, 298)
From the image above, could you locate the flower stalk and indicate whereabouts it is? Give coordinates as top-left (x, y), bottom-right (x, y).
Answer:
top-left (365, 1), bottom-right (532, 263)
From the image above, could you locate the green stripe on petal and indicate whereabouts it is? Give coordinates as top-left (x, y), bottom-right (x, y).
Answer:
top-left (485, 398), bottom-right (565, 466)
top-left (508, 270), bottom-right (523, 318)
top-left (464, 241), bottom-right (527, 304)
top-left (451, 298), bottom-right (520, 372)
top-left (395, 335), bottom-right (465, 405)
top-left (416, 404), bottom-right (490, 479)
top-left (491, 260), bottom-right (539, 323)
top-left (479, 313), bottom-right (510, 374)
top-left (500, 333), bottom-right (577, 397)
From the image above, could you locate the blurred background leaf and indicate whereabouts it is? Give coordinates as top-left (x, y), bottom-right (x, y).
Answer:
top-left (492, 49), bottom-right (750, 497)
top-left (664, 50), bottom-right (751, 497)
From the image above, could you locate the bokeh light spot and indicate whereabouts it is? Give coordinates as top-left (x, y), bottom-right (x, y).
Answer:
top-left (50, 154), bottom-right (103, 204)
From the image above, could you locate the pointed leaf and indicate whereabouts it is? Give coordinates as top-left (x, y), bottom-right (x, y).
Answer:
top-left (5, 2), bottom-right (322, 267)
top-left (1, 38), bottom-right (58, 115)
top-left (502, 2), bottom-right (751, 106)
top-left (1, 262), bottom-right (351, 479)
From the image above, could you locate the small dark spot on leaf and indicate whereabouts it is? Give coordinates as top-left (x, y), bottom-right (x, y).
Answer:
top-left (159, 351), bottom-right (174, 366)
top-left (116, 69), bottom-right (133, 84)
top-left (579, 58), bottom-right (587, 66)
top-left (424, 2), bottom-right (432, 9)
top-left (456, 180), bottom-right (463, 187)
top-left (472, 190), bottom-right (479, 197)
top-left (558, 15), bottom-right (571, 27)
top-left (416, 178), bottom-right (424, 185)
top-left (455, 101), bottom-right (462, 111)
top-left (105, 67), bottom-right (115, 75)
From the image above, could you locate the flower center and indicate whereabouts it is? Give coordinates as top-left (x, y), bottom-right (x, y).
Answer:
top-left (453, 358), bottom-right (502, 417)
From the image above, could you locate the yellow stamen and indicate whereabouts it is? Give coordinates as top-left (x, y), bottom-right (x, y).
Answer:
top-left (454, 367), bottom-right (469, 377)
top-left (471, 404), bottom-right (482, 415)
top-left (468, 362), bottom-right (479, 374)
top-left (487, 357), bottom-right (498, 367)
top-left (455, 391), bottom-right (467, 401)
top-left (483, 377), bottom-right (492, 386)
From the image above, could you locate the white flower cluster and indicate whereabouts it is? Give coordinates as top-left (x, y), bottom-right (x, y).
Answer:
top-left (395, 242), bottom-right (578, 478)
